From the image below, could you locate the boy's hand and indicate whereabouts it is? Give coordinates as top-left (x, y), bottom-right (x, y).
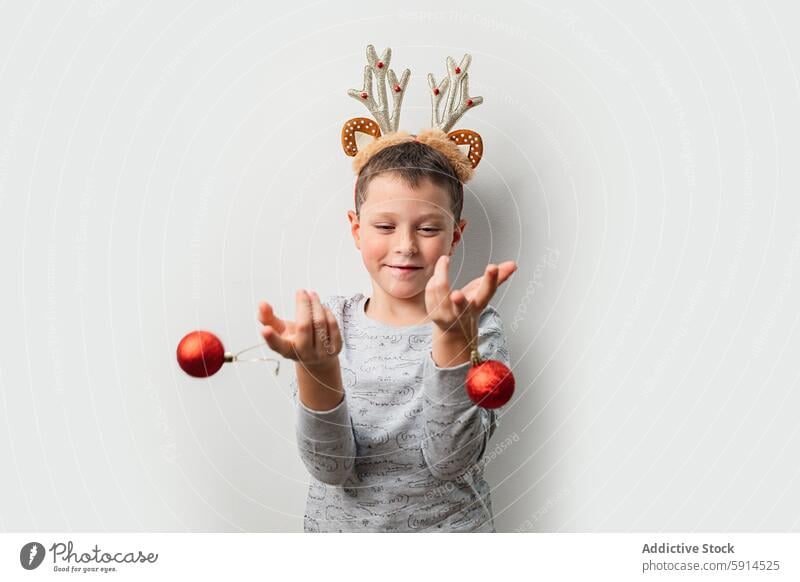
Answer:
top-left (425, 256), bottom-right (517, 334)
top-left (258, 290), bottom-right (342, 369)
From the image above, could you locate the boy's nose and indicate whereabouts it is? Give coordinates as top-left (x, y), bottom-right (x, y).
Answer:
top-left (394, 245), bottom-right (417, 256)
top-left (395, 239), bottom-right (417, 255)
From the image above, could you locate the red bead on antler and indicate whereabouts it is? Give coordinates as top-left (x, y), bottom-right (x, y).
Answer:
top-left (428, 53), bottom-right (483, 132)
top-left (347, 45), bottom-right (410, 134)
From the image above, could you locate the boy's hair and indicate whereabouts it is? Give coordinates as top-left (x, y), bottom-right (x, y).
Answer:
top-left (354, 140), bottom-right (464, 227)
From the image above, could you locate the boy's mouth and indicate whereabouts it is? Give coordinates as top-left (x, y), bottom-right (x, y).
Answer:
top-left (385, 264), bottom-right (423, 274)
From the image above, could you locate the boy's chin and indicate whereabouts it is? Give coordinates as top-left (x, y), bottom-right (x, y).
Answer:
top-left (375, 280), bottom-right (426, 299)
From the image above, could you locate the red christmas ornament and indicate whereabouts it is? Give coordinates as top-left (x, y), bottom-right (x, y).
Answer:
top-left (458, 315), bottom-right (516, 409)
top-left (176, 330), bottom-right (231, 378)
top-left (176, 331), bottom-right (280, 379)
top-left (466, 359), bottom-right (515, 409)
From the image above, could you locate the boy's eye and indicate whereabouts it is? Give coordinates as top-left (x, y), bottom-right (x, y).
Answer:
top-left (374, 225), bottom-right (440, 234)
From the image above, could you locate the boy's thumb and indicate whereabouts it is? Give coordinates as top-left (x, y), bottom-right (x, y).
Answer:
top-left (262, 325), bottom-right (291, 359)
top-left (261, 325), bottom-right (278, 349)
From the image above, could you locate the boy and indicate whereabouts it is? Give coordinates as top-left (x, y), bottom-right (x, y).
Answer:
top-left (258, 140), bottom-right (516, 531)
top-left (258, 45), bottom-right (517, 531)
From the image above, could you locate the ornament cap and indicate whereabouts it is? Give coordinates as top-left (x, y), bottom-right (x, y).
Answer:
top-left (470, 349), bottom-right (482, 366)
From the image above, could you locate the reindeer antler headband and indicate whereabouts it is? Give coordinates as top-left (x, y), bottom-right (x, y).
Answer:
top-left (341, 45), bottom-right (484, 183)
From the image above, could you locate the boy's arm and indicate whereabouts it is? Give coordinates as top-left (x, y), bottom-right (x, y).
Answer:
top-left (296, 359), bottom-right (345, 411)
top-left (421, 306), bottom-right (510, 481)
top-left (293, 360), bottom-right (357, 486)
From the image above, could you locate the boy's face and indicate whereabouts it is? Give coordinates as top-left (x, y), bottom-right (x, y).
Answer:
top-left (347, 173), bottom-right (467, 300)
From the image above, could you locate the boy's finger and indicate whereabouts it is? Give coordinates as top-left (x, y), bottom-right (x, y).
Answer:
top-left (261, 325), bottom-right (292, 359)
top-left (257, 301), bottom-right (270, 325)
top-left (308, 291), bottom-right (329, 350)
top-left (451, 290), bottom-right (469, 314)
top-left (294, 290), bottom-right (312, 356)
top-left (258, 301), bottom-right (287, 333)
top-left (429, 256), bottom-right (451, 309)
top-left (475, 264), bottom-right (500, 309)
top-left (439, 255), bottom-right (451, 289)
top-left (325, 307), bottom-right (342, 355)
top-left (496, 261), bottom-right (518, 286)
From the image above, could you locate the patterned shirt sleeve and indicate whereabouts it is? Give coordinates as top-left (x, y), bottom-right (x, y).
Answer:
top-left (291, 296), bottom-right (357, 486)
top-left (420, 305), bottom-right (511, 481)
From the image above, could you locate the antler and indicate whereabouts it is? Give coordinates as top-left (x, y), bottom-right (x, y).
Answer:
top-left (427, 53), bottom-right (483, 132)
top-left (347, 45), bottom-right (410, 134)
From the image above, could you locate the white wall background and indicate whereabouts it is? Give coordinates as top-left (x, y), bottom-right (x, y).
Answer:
top-left (1, 0), bottom-right (799, 532)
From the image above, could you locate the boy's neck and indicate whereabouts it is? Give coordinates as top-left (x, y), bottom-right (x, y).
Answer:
top-left (365, 285), bottom-right (432, 327)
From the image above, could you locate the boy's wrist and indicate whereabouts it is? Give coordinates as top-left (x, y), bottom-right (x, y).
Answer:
top-left (295, 359), bottom-right (344, 412)
top-left (433, 323), bottom-right (469, 336)
top-left (432, 317), bottom-right (477, 343)
top-left (296, 357), bottom-right (339, 374)
top-left (432, 325), bottom-right (474, 368)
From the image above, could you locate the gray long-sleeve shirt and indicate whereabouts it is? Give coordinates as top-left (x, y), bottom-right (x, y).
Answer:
top-left (291, 292), bottom-right (511, 532)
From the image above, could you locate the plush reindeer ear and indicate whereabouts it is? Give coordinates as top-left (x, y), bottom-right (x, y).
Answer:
top-left (342, 45), bottom-right (410, 157)
top-left (447, 129), bottom-right (483, 168)
top-left (341, 117), bottom-right (382, 157)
